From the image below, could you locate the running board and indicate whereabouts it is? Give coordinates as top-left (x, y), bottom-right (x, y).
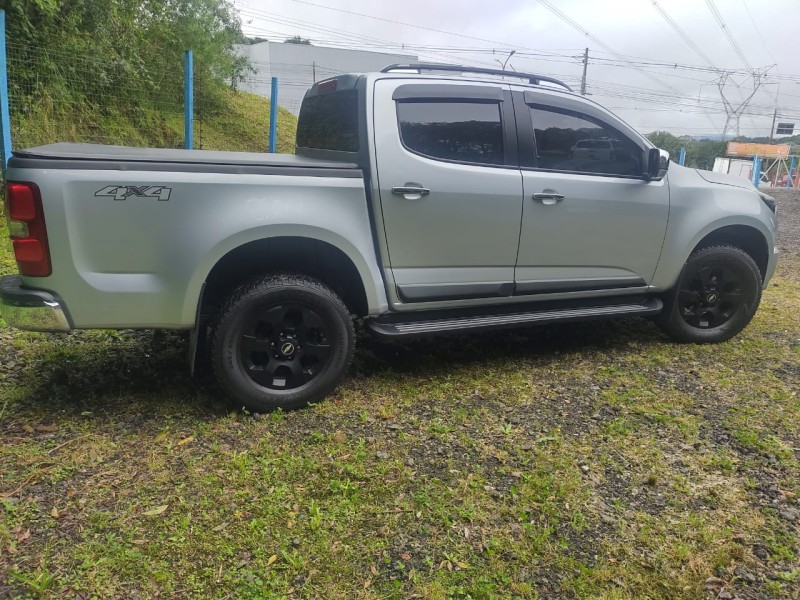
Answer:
top-left (368, 298), bottom-right (663, 338)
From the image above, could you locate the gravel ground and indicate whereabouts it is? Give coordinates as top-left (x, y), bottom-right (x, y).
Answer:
top-left (771, 187), bottom-right (800, 265)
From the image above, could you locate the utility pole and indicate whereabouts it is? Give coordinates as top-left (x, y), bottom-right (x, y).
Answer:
top-left (580, 48), bottom-right (588, 96)
top-left (769, 108), bottom-right (777, 141)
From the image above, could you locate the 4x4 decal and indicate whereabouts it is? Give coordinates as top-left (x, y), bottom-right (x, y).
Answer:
top-left (95, 185), bottom-right (172, 201)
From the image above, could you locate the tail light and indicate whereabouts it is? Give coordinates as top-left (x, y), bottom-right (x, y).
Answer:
top-left (4, 182), bottom-right (52, 276)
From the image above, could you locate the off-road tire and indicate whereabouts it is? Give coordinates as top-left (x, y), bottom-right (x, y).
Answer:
top-left (211, 274), bottom-right (355, 411)
top-left (659, 245), bottom-right (762, 344)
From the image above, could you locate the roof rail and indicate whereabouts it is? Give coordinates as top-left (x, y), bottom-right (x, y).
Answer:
top-left (380, 63), bottom-right (573, 92)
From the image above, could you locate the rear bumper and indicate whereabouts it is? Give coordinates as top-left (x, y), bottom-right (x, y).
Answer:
top-left (0, 275), bottom-right (71, 332)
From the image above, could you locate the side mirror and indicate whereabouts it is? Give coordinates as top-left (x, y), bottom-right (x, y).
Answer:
top-left (647, 148), bottom-right (669, 180)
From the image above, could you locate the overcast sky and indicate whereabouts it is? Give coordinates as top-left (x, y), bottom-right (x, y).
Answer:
top-left (235, 0), bottom-right (800, 138)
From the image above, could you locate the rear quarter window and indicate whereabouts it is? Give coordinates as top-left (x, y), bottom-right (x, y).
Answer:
top-left (297, 90), bottom-right (359, 152)
top-left (396, 101), bottom-right (505, 166)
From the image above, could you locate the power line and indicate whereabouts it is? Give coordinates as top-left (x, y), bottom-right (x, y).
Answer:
top-left (740, 0), bottom-right (778, 66)
top-left (704, 0), bottom-right (752, 70)
top-left (276, 0), bottom-right (564, 56)
top-left (235, 3), bottom-right (799, 127)
top-left (533, 0), bottom-right (700, 96)
top-left (591, 85), bottom-right (788, 119)
top-left (240, 35), bottom-right (800, 116)
top-left (534, 0), bottom-right (720, 131)
top-left (535, 0), bottom-right (622, 62)
top-left (240, 9), bottom-right (411, 53)
top-left (648, 0), bottom-right (715, 67)
top-left (239, 7), bottom-right (800, 86)
top-left (238, 6), bottom-right (493, 67)
top-left (239, 32), bottom-right (799, 119)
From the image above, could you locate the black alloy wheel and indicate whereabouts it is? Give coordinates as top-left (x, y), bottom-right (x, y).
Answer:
top-left (659, 245), bottom-right (762, 344)
top-left (239, 302), bottom-right (332, 390)
top-left (211, 274), bottom-right (355, 411)
top-left (676, 263), bottom-right (754, 329)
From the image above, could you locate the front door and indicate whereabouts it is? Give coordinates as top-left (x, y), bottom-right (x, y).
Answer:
top-left (512, 89), bottom-right (670, 296)
top-left (373, 78), bottom-right (523, 305)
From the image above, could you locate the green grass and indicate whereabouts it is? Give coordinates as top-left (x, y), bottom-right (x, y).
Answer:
top-left (2, 182), bottom-right (800, 598)
top-left (11, 87), bottom-right (297, 154)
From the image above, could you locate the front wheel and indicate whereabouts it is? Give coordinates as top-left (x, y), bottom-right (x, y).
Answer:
top-left (211, 274), bottom-right (355, 411)
top-left (658, 245), bottom-right (762, 344)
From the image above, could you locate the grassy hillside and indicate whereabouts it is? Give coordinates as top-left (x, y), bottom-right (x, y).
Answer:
top-left (10, 88), bottom-right (298, 154)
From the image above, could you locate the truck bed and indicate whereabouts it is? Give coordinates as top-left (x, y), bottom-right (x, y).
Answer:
top-left (5, 142), bottom-right (379, 329)
top-left (10, 143), bottom-right (360, 176)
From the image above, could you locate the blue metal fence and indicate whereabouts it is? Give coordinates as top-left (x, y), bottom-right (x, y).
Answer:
top-left (752, 155), bottom-right (762, 187)
top-left (0, 10), bottom-right (12, 173)
top-left (269, 77), bottom-right (278, 153)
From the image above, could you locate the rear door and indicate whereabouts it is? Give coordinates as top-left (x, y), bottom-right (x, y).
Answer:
top-left (372, 79), bottom-right (523, 305)
top-left (512, 88), bottom-right (670, 296)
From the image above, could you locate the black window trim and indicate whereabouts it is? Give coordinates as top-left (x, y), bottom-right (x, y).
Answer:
top-left (394, 89), bottom-right (519, 169)
top-left (512, 91), bottom-right (649, 180)
top-left (393, 84), bottom-right (505, 102)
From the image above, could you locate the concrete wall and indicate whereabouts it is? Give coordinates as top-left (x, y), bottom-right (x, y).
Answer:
top-left (235, 42), bottom-right (416, 114)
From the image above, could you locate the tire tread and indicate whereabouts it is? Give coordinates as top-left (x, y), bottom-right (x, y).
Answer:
top-left (659, 245), bottom-right (762, 344)
top-left (210, 273), bottom-right (355, 411)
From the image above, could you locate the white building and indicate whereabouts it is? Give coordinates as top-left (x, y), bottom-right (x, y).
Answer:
top-left (235, 41), bottom-right (417, 114)
top-left (712, 156), bottom-right (753, 181)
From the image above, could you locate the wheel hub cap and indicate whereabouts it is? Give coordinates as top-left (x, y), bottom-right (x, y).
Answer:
top-left (238, 303), bottom-right (333, 390)
top-left (677, 263), bottom-right (752, 330)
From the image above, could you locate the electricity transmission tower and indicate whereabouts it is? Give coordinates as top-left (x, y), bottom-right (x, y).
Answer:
top-left (717, 69), bottom-right (769, 140)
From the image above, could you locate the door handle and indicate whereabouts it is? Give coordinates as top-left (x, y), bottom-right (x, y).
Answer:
top-left (392, 183), bottom-right (430, 200)
top-left (532, 191), bottom-right (565, 205)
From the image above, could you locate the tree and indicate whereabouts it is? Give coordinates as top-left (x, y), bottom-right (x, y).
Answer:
top-left (645, 131), bottom-right (683, 161)
top-left (284, 35), bottom-right (312, 45)
top-left (691, 139), bottom-right (726, 170)
top-left (645, 131), bottom-right (683, 160)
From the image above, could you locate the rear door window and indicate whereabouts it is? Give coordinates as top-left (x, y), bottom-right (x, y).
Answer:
top-left (397, 101), bottom-right (505, 166)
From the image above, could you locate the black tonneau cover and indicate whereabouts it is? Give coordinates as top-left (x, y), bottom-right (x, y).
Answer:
top-left (9, 143), bottom-right (361, 178)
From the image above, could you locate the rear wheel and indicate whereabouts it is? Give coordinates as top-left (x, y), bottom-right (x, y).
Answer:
top-left (211, 274), bottom-right (354, 411)
top-left (659, 245), bottom-right (762, 343)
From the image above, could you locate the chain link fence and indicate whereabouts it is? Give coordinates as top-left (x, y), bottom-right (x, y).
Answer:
top-left (194, 65), bottom-right (281, 153)
top-left (7, 41), bottom-right (187, 150)
top-left (2, 37), bottom-right (375, 159)
top-left (3, 43), bottom-right (303, 156)
top-left (239, 61), bottom-right (342, 116)
top-left (194, 60), bottom-right (343, 154)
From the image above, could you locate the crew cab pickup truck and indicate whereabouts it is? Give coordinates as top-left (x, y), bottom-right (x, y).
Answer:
top-left (1, 64), bottom-right (779, 411)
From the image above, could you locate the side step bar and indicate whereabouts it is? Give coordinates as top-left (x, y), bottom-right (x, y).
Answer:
top-left (368, 298), bottom-right (663, 338)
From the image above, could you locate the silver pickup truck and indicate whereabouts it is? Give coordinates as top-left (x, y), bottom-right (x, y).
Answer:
top-left (1, 64), bottom-right (779, 411)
